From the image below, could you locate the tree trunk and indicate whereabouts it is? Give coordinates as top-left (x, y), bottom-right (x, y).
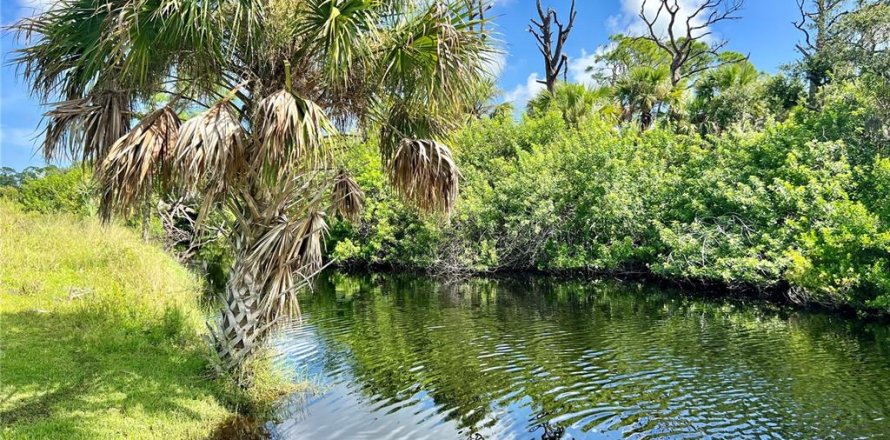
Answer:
top-left (141, 198), bottom-right (151, 242)
top-left (640, 107), bottom-right (653, 131)
top-left (208, 258), bottom-right (264, 380)
top-left (670, 62), bottom-right (682, 88)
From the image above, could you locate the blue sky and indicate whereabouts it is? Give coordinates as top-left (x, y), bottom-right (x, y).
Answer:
top-left (1, 0), bottom-right (803, 170)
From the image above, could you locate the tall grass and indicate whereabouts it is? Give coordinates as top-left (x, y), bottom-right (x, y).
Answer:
top-left (0, 200), bottom-right (233, 439)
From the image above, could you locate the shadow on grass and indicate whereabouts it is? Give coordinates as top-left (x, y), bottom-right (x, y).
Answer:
top-left (206, 414), bottom-right (268, 440)
top-left (0, 308), bottom-right (231, 439)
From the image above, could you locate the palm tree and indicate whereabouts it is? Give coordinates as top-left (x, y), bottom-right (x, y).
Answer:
top-left (527, 82), bottom-right (598, 127)
top-left (613, 66), bottom-right (674, 131)
top-left (691, 59), bottom-right (765, 134)
top-left (12, 0), bottom-right (493, 377)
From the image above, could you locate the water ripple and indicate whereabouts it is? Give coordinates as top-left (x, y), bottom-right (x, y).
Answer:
top-left (269, 273), bottom-right (890, 439)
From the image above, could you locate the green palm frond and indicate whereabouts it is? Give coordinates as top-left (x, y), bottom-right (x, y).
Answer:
top-left (11, 0), bottom-right (126, 99)
top-left (377, 0), bottom-right (492, 112)
top-left (295, 0), bottom-right (378, 85)
top-left (114, 0), bottom-right (230, 95)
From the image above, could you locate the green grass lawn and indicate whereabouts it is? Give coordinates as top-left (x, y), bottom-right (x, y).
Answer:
top-left (0, 202), bottom-right (235, 439)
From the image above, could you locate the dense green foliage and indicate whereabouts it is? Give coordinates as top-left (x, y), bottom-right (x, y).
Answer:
top-left (0, 166), bottom-right (94, 216)
top-left (329, 82), bottom-right (890, 313)
top-left (322, 0), bottom-right (890, 314)
top-left (4, 0), bottom-right (887, 318)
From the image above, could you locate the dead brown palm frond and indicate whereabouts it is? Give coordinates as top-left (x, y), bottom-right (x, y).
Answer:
top-left (253, 90), bottom-right (332, 172)
top-left (97, 106), bottom-right (180, 220)
top-left (331, 170), bottom-right (364, 223)
top-left (244, 212), bottom-right (328, 322)
top-left (42, 90), bottom-right (129, 164)
top-left (173, 102), bottom-right (246, 198)
top-left (389, 139), bottom-right (459, 214)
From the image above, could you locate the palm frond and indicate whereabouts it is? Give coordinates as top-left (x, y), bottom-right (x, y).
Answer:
top-left (377, 0), bottom-right (493, 111)
top-left (332, 169), bottom-right (364, 223)
top-left (294, 0), bottom-right (377, 85)
top-left (253, 90), bottom-right (333, 173)
top-left (11, 0), bottom-right (125, 100)
top-left (245, 212), bottom-right (328, 322)
top-left (97, 106), bottom-right (180, 220)
top-left (378, 103), bottom-right (452, 161)
top-left (42, 90), bottom-right (130, 164)
top-left (389, 139), bottom-right (459, 214)
top-left (173, 102), bottom-right (246, 197)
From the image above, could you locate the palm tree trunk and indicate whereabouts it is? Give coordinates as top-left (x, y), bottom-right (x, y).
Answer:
top-left (141, 198), bottom-right (151, 242)
top-left (208, 258), bottom-right (264, 379)
top-left (640, 109), bottom-right (653, 132)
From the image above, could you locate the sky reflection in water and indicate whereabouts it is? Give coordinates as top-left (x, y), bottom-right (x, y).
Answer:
top-left (269, 272), bottom-right (890, 439)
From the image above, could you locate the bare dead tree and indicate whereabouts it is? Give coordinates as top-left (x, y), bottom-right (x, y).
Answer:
top-left (466, 0), bottom-right (492, 38)
top-left (793, 0), bottom-right (851, 99)
top-left (637, 0), bottom-right (745, 88)
top-left (528, 0), bottom-right (577, 93)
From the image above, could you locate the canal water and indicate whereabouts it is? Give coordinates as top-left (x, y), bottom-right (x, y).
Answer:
top-left (268, 272), bottom-right (890, 439)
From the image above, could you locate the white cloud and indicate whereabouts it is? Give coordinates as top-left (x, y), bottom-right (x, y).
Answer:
top-left (568, 44), bottom-right (616, 87)
top-left (14, 0), bottom-right (58, 18)
top-left (482, 50), bottom-right (507, 80)
top-left (610, 0), bottom-right (717, 42)
top-left (503, 73), bottom-right (546, 111)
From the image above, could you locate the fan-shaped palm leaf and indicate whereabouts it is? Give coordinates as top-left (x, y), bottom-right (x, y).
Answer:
top-left (389, 139), bottom-right (459, 214)
top-left (42, 90), bottom-right (130, 164)
top-left (378, 1), bottom-right (490, 110)
top-left (97, 106), bottom-right (180, 220)
top-left (174, 102), bottom-right (246, 196)
top-left (295, 0), bottom-right (377, 84)
top-left (332, 169), bottom-right (364, 223)
top-left (253, 90), bottom-right (333, 174)
top-left (245, 211), bottom-right (328, 321)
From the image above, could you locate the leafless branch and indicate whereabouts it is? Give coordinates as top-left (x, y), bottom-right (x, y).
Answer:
top-left (638, 0), bottom-right (744, 88)
top-left (528, 0), bottom-right (577, 93)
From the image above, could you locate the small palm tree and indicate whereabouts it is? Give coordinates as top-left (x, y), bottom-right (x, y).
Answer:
top-left (613, 66), bottom-right (674, 131)
top-left (527, 82), bottom-right (598, 127)
top-left (12, 0), bottom-right (493, 376)
top-left (691, 59), bottom-right (765, 134)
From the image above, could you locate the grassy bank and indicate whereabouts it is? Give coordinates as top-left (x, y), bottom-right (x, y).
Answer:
top-left (0, 201), bottom-right (235, 439)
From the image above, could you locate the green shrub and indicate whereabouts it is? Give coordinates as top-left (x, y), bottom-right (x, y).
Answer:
top-left (17, 166), bottom-right (95, 216)
top-left (0, 186), bottom-right (19, 200)
top-left (328, 108), bottom-right (890, 313)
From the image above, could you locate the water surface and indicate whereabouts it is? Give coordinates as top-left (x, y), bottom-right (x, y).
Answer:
top-left (270, 272), bottom-right (890, 439)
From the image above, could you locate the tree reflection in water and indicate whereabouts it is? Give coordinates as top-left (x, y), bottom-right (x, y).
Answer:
top-left (269, 272), bottom-right (890, 439)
